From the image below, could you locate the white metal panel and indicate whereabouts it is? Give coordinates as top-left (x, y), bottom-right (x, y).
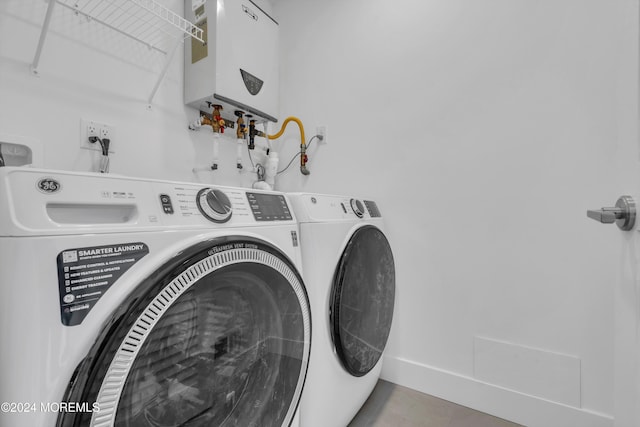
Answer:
top-left (184, 0), bottom-right (279, 123)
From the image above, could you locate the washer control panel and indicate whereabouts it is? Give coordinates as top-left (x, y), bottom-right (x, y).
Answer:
top-left (0, 167), bottom-right (297, 235)
top-left (155, 184), bottom-right (295, 226)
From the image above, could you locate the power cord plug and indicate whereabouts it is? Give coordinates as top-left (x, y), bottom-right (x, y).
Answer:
top-left (99, 138), bottom-right (110, 156)
top-left (88, 136), bottom-right (111, 173)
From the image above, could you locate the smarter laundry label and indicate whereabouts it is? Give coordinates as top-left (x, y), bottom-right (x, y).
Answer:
top-left (57, 242), bottom-right (149, 326)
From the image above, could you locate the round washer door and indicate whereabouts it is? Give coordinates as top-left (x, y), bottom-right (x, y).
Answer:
top-left (330, 225), bottom-right (396, 377)
top-left (58, 238), bottom-right (310, 427)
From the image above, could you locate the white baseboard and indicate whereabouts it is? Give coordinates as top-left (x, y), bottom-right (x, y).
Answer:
top-left (381, 356), bottom-right (612, 427)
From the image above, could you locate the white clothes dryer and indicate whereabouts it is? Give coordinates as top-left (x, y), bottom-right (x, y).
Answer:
top-left (0, 168), bottom-right (310, 427)
top-left (289, 193), bottom-right (395, 427)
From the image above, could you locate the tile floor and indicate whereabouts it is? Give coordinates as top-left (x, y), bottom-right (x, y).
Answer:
top-left (348, 380), bottom-right (525, 427)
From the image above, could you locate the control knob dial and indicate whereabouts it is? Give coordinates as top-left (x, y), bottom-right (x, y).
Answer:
top-left (350, 198), bottom-right (365, 218)
top-left (196, 188), bottom-right (232, 223)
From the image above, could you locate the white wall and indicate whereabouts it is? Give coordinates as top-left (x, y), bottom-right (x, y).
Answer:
top-left (272, 0), bottom-right (630, 426)
top-left (0, 0), bottom-right (267, 187)
top-left (0, 0), bottom-right (631, 426)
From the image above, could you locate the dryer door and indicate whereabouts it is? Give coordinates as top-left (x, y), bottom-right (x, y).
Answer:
top-left (330, 225), bottom-right (396, 377)
top-left (58, 238), bottom-right (310, 427)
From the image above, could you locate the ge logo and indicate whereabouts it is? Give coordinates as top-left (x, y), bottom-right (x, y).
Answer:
top-left (37, 178), bottom-right (62, 194)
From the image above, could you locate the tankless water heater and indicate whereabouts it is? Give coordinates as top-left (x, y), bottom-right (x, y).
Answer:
top-left (184, 0), bottom-right (279, 124)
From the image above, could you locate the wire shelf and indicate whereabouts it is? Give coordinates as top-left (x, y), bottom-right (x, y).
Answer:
top-left (31, 0), bottom-right (205, 105)
top-left (54, 0), bottom-right (204, 54)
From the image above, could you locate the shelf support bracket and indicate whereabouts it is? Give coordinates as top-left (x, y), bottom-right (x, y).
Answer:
top-left (31, 0), bottom-right (57, 76)
top-left (147, 38), bottom-right (182, 107)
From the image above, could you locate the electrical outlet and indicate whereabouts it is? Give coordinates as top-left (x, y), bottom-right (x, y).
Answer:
top-left (80, 119), bottom-right (115, 152)
top-left (87, 122), bottom-right (98, 138)
top-left (316, 125), bottom-right (327, 144)
top-left (100, 125), bottom-right (111, 140)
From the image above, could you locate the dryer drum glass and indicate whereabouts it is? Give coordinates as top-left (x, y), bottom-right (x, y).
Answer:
top-left (331, 226), bottom-right (396, 377)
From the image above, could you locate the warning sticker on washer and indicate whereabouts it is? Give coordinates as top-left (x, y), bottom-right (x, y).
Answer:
top-left (57, 242), bottom-right (149, 326)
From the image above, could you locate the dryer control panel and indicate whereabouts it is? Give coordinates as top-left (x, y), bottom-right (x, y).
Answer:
top-left (288, 193), bottom-right (382, 224)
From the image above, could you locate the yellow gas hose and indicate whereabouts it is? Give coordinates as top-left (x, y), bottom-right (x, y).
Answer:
top-left (267, 116), bottom-right (309, 175)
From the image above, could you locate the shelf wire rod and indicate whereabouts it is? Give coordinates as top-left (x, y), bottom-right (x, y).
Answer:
top-left (98, 2), bottom-right (126, 25)
top-left (119, 14), bottom-right (143, 39)
top-left (137, 1), bottom-right (179, 29)
top-left (54, 0), bottom-right (167, 54)
top-left (124, 11), bottom-right (166, 49)
top-left (147, 37), bottom-right (181, 105)
top-left (133, 0), bottom-right (203, 42)
top-left (31, 0), bottom-right (57, 75)
top-left (82, 0), bottom-right (105, 19)
top-left (135, 17), bottom-right (160, 41)
top-left (108, 1), bottom-right (140, 35)
top-left (135, 23), bottom-right (165, 49)
top-left (135, 8), bottom-right (185, 49)
top-left (114, 1), bottom-right (167, 48)
top-left (151, 16), bottom-right (184, 43)
top-left (104, 0), bottom-right (142, 42)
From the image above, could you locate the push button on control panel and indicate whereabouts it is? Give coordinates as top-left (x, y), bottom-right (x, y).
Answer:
top-left (159, 194), bottom-right (174, 214)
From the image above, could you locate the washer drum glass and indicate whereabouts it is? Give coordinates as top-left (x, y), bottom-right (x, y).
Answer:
top-left (58, 239), bottom-right (310, 427)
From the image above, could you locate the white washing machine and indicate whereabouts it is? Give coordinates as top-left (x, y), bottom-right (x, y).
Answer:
top-left (0, 167), bottom-right (310, 427)
top-left (289, 193), bottom-right (396, 427)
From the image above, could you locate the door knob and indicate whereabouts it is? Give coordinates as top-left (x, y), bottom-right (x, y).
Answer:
top-left (587, 195), bottom-right (636, 231)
